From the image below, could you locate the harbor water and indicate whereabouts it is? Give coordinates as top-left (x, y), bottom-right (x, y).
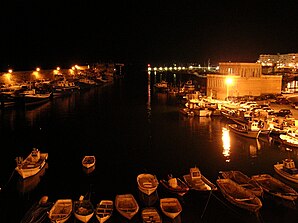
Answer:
top-left (0, 66), bottom-right (298, 223)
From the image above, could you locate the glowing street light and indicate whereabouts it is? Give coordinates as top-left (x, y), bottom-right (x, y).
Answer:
top-left (225, 77), bottom-right (233, 100)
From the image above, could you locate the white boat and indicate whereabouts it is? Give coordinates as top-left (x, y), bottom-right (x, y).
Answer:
top-left (274, 158), bottom-right (298, 183)
top-left (160, 198), bottom-right (182, 219)
top-left (96, 200), bottom-right (113, 223)
top-left (115, 194), bottom-right (139, 220)
top-left (48, 199), bottom-right (73, 223)
top-left (183, 166), bottom-right (217, 191)
top-left (137, 173), bottom-right (159, 195)
top-left (82, 156), bottom-right (96, 169)
top-left (228, 122), bottom-right (261, 139)
top-left (154, 80), bottom-right (168, 89)
top-left (216, 178), bottom-right (262, 213)
top-left (252, 174), bottom-right (298, 201)
top-left (141, 207), bottom-right (162, 223)
top-left (73, 195), bottom-right (94, 223)
top-left (15, 148), bottom-right (48, 179)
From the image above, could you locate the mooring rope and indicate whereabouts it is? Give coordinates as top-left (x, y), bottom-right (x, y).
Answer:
top-left (200, 190), bottom-right (213, 219)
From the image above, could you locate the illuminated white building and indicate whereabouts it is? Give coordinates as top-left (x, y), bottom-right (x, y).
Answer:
top-left (207, 62), bottom-right (282, 100)
top-left (257, 53), bottom-right (298, 68)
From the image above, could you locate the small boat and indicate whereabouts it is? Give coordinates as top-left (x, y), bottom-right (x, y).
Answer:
top-left (252, 174), bottom-right (298, 201)
top-left (274, 158), bottom-right (298, 183)
top-left (48, 199), bottom-right (73, 223)
top-left (220, 170), bottom-right (263, 197)
top-left (21, 196), bottom-right (53, 223)
top-left (137, 173), bottom-right (159, 196)
top-left (15, 148), bottom-right (48, 179)
top-left (73, 195), bottom-right (94, 223)
top-left (115, 194), bottom-right (139, 220)
top-left (228, 122), bottom-right (261, 139)
top-left (160, 198), bottom-right (182, 219)
top-left (216, 178), bottom-right (262, 213)
top-left (95, 200), bottom-right (113, 223)
top-left (183, 166), bottom-right (217, 191)
top-left (160, 174), bottom-right (189, 196)
top-left (141, 207), bottom-right (162, 223)
top-left (82, 156), bottom-right (96, 169)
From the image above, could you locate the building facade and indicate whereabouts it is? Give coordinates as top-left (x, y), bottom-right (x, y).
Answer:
top-left (207, 62), bottom-right (282, 100)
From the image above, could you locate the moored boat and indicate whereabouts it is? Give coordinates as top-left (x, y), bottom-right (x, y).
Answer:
top-left (15, 148), bottom-right (48, 179)
top-left (160, 197), bottom-right (182, 219)
top-left (160, 174), bottom-right (189, 196)
top-left (95, 200), bottom-right (113, 223)
top-left (20, 196), bottom-right (53, 223)
top-left (216, 178), bottom-right (262, 213)
top-left (274, 158), bottom-right (298, 183)
top-left (82, 155), bottom-right (96, 169)
top-left (252, 174), bottom-right (298, 201)
top-left (183, 166), bottom-right (217, 191)
top-left (141, 207), bottom-right (162, 223)
top-left (228, 122), bottom-right (261, 139)
top-left (48, 199), bottom-right (73, 223)
top-left (220, 170), bottom-right (263, 197)
top-left (137, 173), bottom-right (159, 196)
top-left (73, 195), bottom-right (94, 223)
top-left (115, 194), bottom-right (139, 220)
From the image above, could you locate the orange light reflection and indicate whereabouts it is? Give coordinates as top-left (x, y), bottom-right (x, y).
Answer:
top-left (222, 127), bottom-right (231, 162)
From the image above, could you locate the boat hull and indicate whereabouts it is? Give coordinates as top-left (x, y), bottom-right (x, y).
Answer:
top-left (15, 153), bottom-right (48, 179)
top-left (115, 194), bottom-right (139, 220)
top-left (252, 174), bottom-right (298, 201)
top-left (48, 199), bottom-right (72, 223)
top-left (96, 200), bottom-right (113, 223)
top-left (217, 178), bottom-right (262, 213)
top-left (228, 124), bottom-right (260, 139)
top-left (160, 198), bottom-right (182, 219)
top-left (137, 174), bottom-right (159, 196)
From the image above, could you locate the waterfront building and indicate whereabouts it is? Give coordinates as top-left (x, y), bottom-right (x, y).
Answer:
top-left (206, 62), bottom-right (282, 100)
top-left (257, 53), bottom-right (298, 68)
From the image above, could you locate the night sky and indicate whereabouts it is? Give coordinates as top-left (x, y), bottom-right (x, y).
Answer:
top-left (1, 0), bottom-right (298, 70)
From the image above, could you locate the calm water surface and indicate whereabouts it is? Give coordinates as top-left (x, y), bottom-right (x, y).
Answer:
top-left (0, 67), bottom-right (298, 223)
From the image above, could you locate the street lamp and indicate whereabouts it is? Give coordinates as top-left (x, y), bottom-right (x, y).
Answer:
top-left (225, 77), bottom-right (233, 100)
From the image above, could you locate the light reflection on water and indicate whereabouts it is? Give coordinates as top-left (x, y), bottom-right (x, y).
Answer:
top-left (222, 127), bottom-right (231, 162)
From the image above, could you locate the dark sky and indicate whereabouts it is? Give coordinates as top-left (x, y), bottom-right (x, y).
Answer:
top-left (1, 0), bottom-right (298, 70)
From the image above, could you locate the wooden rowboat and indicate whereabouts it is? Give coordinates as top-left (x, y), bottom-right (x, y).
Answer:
top-left (216, 178), bottom-right (262, 213)
top-left (220, 170), bottom-right (263, 197)
top-left (48, 199), bottom-right (72, 223)
top-left (96, 200), bottom-right (113, 223)
top-left (82, 156), bottom-right (96, 169)
top-left (73, 195), bottom-right (94, 223)
top-left (137, 173), bottom-right (159, 196)
top-left (115, 194), bottom-right (139, 220)
top-left (252, 174), bottom-right (298, 201)
top-left (160, 198), bottom-right (182, 219)
top-left (141, 207), bottom-right (162, 223)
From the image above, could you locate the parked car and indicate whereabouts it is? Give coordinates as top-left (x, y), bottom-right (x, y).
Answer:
top-left (274, 109), bottom-right (292, 117)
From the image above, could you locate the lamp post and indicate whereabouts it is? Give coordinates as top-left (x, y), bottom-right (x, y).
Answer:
top-left (225, 77), bottom-right (233, 101)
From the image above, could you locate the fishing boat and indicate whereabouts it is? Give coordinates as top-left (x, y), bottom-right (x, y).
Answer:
top-left (252, 174), bottom-right (298, 201)
top-left (115, 194), bottom-right (139, 220)
top-left (160, 174), bottom-right (190, 196)
top-left (160, 198), bottom-right (182, 219)
top-left (73, 195), bottom-right (94, 223)
top-left (183, 166), bottom-right (217, 191)
top-left (216, 178), bottom-right (262, 213)
top-left (15, 148), bottom-right (48, 179)
top-left (137, 173), bottom-right (159, 195)
top-left (20, 196), bottom-right (53, 223)
top-left (219, 170), bottom-right (263, 197)
top-left (95, 200), bottom-right (113, 223)
top-left (82, 155), bottom-right (96, 169)
top-left (48, 199), bottom-right (73, 223)
top-left (141, 207), bottom-right (162, 223)
top-left (274, 159), bottom-right (298, 183)
top-left (228, 122), bottom-right (261, 139)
